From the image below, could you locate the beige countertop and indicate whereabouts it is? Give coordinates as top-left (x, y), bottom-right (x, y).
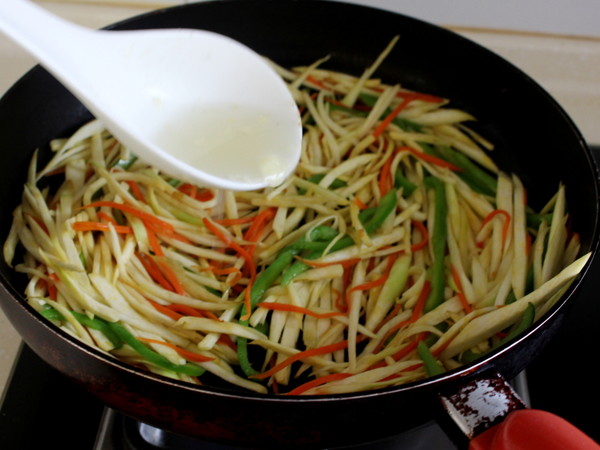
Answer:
top-left (1, 0), bottom-right (599, 397)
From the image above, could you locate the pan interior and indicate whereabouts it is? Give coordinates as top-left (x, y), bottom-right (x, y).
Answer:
top-left (0, 0), bottom-right (597, 398)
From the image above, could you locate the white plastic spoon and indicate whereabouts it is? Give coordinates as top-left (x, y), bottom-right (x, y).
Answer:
top-left (0, 0), bottom-right (302, 190)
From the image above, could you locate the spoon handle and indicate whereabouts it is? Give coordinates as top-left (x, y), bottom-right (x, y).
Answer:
top-left (0, 0), bottom-right (92, 74)
top-left (0, 0), bottom-right (103, 107)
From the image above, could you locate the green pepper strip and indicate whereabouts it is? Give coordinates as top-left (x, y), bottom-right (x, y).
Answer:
top-left (237, 247), bottom-right (312, 378)
top-left (417, 341), bottom-right (445, 376)
top-left (71, 311), bottom-right (123, 349)
top-left (167, 178), bottom-right (182, 188)
top-left (297, 174), bottom-right (347, 194)
top-left (41, 307), bottom-right (123, 349)
top-left (526, 211), bottom-right (553, 229)
top-left (112, 154), bottom-right (138, 171)
top-left (40, 307), bottom-right (65, 321)
top-left (237, 191), bottom-right (398, 376)
top-left (394, 171), bottom-right (417, 197)
top-left (107, 322), bottom-right (205, 377)
top-left (424, 177), bottom-right (448, 312)
top-left (439, 146), bottom-right (497, 196)
top-left (236, 225), bottom-right (339, 377)
top-left (280, 188), bottom-right (398, 285)
top-left (40, 307), bottom-right (204, 376)
top-left (422, 144), bottom-right (497, 197)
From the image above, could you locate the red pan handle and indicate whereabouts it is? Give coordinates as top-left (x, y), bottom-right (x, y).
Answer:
top-left (439, 372), bottom-right (599, 450)
top-left (469, 409), bottom-right (599, 450)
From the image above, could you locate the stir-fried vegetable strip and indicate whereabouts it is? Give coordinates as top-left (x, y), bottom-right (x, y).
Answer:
top-left (4, 39), bottom-right (588, 395)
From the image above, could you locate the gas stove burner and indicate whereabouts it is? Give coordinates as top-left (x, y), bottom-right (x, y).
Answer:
top-left (94, 406), bottom-right (457, 450)
top-left (95, 408), bottom-right (259, 449)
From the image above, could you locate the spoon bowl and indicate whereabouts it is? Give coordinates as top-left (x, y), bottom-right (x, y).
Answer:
top-left (0, 0), bottom-right (302, 190)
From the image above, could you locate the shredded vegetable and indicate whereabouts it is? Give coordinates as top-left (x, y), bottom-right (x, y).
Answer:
top-left (3, 38), bottom-right (589, 395)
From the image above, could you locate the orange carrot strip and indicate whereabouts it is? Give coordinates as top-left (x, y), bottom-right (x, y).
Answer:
top-left (241, 209), bottom-right (275, 278)
top-left (286, 373), bottom-right (354, 395)
top-left (226, 271), bottom-right (243, 287)
top-left (390, 337), bottom-right (422, 362)
top-left (398, 146), bottom-right (461, 172)
top-left (178, 183), bottom-right (197, 199)
top-left (354, 196), bottom-right (368, 210)
top-left (202, 219), bottom-right (255, 266)
top-left (178, 183), bottom-right (215, 202)
top-left (410, 220), bottom-right (430, 252)
top-left (202, 310), bottom-right (222, 321)
top-left (156, 259), bottom-right (186, 296)
top-left (410, 281), bottom-right (432, 323)
top-left (164, 303), bottom-right (204, 318)
top-left (145, 225), bottom-right (164, 257)
top-left (378, 151), bottom-right (396, 195)
top-left (297, 256), bottom-right (361, 270)
top-left (375, 302), bottom-right (403, 333)
top-left (37, 278), bottom-right (51, 300)
top-left (146, 298), bottom-right (183, 321)
top-left (212, 266), bottom-right (241, 276)
top-left (305, 75), bottom-right (330, 90)
top-left (203, 265), bottom-right (243, 286)
top-left (195, 189), bottom-right (214, 202)
top-left (326, 96), bottom-right (372, 112)
top-left (244, 208), bottom-right (276, 246)
top-left (202, 218), bottom-right (256, 320)
top-left (215, 216), bottom-right (257, 226)
top-left (372, 96), bottom-right (415, 139)
top-left (82, 202), bottom-right (191, 246)
top-left (217, 334), bottom-right (237, 351)
top-left (252, 339), bottom-right (355, 380)
top-left (451, 265), bottom-right (473, 314)
top-left (332, 288), bottom-right (346, 313)
top-left (126, 180), bottom-right (145, 203)
top-left (432, 337), bottom-right (453, 358)
top-left (257, 302), bottom-right (345, 319)
top-left (372, 332), bottom-right (429, 370)
top-left (24, 213), bottom-right (49, 234)
top-left (136, 253), bottom-right (174, 292)
top-left (82, 201), bottom-right (176, 234)
top-left (97, 211), bottom-right (118, 225)
top-left (47, 273), bottom-right (59, 300)
top-left (164, 303), bottom-right (221, 321)
top-left (375, 319), bottom-right (411, 354)
top-left (43, 166), bottom-right (66, 177)
top-left (478, 209), bottom-right (511, 246)
top-left (346, 254), bottom-right (397, 305)
top-left (348, 275), bottom-right (387, 293)
top-left (139, 338), bottom-right (214, 363)
top-left (72, 221), bottom-right (133, 234)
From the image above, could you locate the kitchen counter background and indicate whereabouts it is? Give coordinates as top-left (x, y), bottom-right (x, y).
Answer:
top-left (1, 0), bottom-right (599, 397)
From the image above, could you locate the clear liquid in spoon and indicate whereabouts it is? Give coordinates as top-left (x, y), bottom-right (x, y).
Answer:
top-left (154, 104), bottom-right (296, 188)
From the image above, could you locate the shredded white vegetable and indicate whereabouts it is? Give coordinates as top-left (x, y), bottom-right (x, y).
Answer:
top-left (3, 38), bottom-right (588, 395)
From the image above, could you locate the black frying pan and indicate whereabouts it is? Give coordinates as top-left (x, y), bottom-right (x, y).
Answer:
top-left (0, 1), bottom-right (598, 448)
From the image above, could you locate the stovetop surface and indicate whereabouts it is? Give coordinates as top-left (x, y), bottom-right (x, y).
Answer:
top-left (1, 148), bottom-right (599, 449)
